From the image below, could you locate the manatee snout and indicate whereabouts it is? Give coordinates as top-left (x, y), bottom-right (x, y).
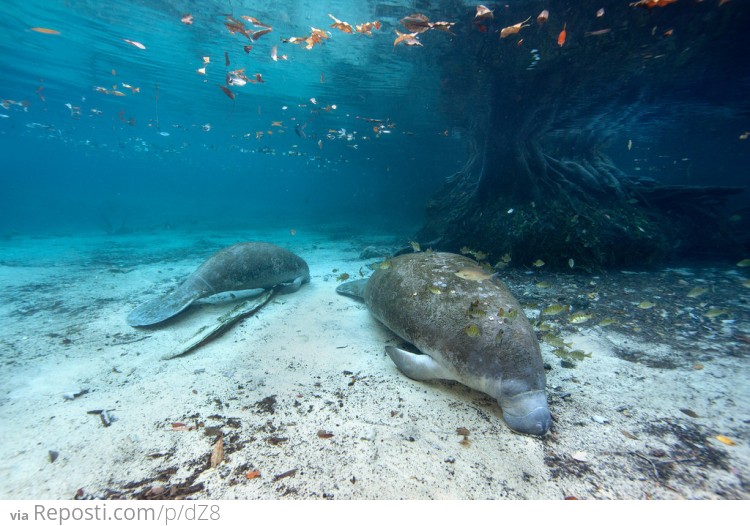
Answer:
top-left (499, 390), bottom-right (552, 436)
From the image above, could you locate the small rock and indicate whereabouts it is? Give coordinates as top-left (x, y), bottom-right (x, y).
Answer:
top-left (560, 359), bottom-right (576, 369)
top-left (591, 415), bottom-right (608, 424)
top-left (444, 457), bottom-right (456, 464)
top-left (48, 450), bottom-right (59, 463)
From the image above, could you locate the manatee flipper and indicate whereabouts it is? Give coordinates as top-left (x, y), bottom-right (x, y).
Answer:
top-left (161, 288), bottom-right (275, 360)
top-left (335, 279), bottom-right (369, 301)
top-left (385, 345), bottom-right (456, 382)
top-left (278, 275), bottom-right (305, 294)
top-left (127, 284), bottom-right (201, 327)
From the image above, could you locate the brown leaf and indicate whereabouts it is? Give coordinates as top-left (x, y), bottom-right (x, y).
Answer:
top-left (210, 435), bottom-right (224, 468)
top-left (245, 469), bottom-right (261, 479)
top-left (317, 430), bottom-right (334, 439)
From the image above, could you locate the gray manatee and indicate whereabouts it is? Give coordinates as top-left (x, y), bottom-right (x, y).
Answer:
top-left (337, 251), bottom-right (551, 436)
top-left (127, 242), bottom-right (309, 327)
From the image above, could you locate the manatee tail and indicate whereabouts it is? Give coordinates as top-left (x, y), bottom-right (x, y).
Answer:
top-left (127, 284), bottom-right (201, 327)
top-left (335, 279), bottom-right (368, 301)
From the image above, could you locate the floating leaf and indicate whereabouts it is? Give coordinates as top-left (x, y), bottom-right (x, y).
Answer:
top-left (715, 435), bottom-right (736, 446)
top-left (30, 27), bottom-right (60, 35)
top-left (123, 38), bottom-right (146, 50)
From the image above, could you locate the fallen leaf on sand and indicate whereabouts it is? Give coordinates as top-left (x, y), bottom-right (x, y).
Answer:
top-left (210, 435), bottom-right (224, 468)
top-left (571, 451), bottom-right (588, 462)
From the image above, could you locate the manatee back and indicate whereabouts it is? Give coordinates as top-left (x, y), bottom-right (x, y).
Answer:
top-left (127, 242), bottom-right (309, 327)
top-left (364, 252), bottom-right (545, 392)
top-left (193, 242), bottom-right (310, 294)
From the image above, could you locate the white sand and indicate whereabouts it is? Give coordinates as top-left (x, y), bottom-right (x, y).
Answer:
top-left (0, 226), bottom-right (748, 500)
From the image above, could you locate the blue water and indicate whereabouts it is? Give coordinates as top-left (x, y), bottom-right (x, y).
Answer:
top-left (0, 0), bottom-right (465, 234)
top-left (1, 0), bottom-right (748, 238)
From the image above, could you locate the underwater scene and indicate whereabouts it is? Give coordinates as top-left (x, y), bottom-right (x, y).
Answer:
top-left (0, 0), bottom-right (748, 501)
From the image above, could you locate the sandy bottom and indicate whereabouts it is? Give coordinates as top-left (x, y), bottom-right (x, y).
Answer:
top-left (0, 224), bottom-right (748, 500)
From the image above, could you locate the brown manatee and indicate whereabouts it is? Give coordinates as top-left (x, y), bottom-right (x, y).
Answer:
top-left (336, 251), bottom-right (551, 435)
top-left (127, 242), bottom-right (309, 327)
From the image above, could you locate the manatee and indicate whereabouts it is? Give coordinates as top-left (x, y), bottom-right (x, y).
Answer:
top-left (127, 242), bottom-right (309, 327)
top-left (336, 252), bottom-right (551, 435)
